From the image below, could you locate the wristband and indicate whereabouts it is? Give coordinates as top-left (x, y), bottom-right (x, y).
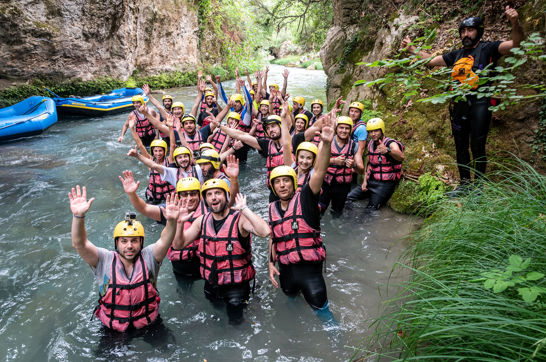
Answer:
top-left (73, 214), bottom-right (85, 219)
top-left (239, 206), bottom-right (248, 213)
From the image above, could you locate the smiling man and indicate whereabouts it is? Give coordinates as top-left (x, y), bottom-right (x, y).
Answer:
top-left (68, 185), bottom-right (180, 332)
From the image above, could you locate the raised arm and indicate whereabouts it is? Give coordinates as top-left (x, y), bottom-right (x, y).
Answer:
top-left (498, 6), bottom-right (524, 55)
top-left (69, 185), bottom-right (98, 267)
top-left (262, 66), bottom-right (269, 98)
top-left (118, 113), bottom-right (135, 142)
top-left (280, 97), bottom-right (294, 166)
top-left (127, 146), bottom-right (164, 173)
top-left (119, 170), bottom-right (162, 222)
top-left (309, 113), bottom-right (334, 195)
top-left (206, 74), bottom-right (218, 97)
top-left (211, 117), bottom-right (261, 150)
top-left (280, 68), bottom-right (289, 97)
top-left (245, 69), bottom-right (253, 91)
top-left (139, 104), bottom-right (169, 134)
top-left (224, 154), bottom-right (240, 208)
top-left (401, 36), bottom-right (446, 67)
top-left (143, 84), bottom-right (169, 121)
top-left (152, 193), bottom-right (180, 262)
top-left (234, 194), bottom-right (271, 238)
top-left (191, 79), bottom-right (205, 117)
top-left (235, 68), bottom-right (241, 94)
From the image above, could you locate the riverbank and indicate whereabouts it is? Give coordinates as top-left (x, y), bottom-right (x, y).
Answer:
top-left (270, 55), bottom-right (323, 70)
top-left (353, 159), bottom-right (546, 360)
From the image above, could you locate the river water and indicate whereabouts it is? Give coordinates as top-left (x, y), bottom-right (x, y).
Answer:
top-left (0, 65), bottom-right (418, 360)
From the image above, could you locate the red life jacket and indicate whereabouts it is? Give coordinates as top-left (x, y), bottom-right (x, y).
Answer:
top-left (134, 111), bottom-right (156, 139)
top-left (234, 109), bottom-right (251, 133)
top-left (198, 210), bottom-right (255, 285)
top-left (265, 140), bottom-right (284, 187)
top-left (95, 252), bottom-right (160, 332)
top-left (254, 113), bottom-right (267, 139)
top-left (324, 138), bottom-right (355, 185)
top-left (271, 97), bottom-right (282, 116)
top-left (167, 200), bottom-right (207, 262)
top-left (210, 129), bottom-right (228, 152)
top-left (367, 137), bottom-right (404, 182)
top-left (268, 192), bottom-right (325, 265)
top-left (146, 158), bottom-right (175, 203)
top-left (184, 131), bottom-right (204, 152)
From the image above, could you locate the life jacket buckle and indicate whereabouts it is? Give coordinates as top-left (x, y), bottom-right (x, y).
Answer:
top-left (291, 221), bottom-right (299, 230)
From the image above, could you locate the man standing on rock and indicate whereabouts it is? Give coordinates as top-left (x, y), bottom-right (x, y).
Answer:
top-left (402, 6), bottom-right (523, 193)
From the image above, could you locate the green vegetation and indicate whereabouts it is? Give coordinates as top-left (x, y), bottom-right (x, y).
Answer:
top-left (389, 173), bottom-right (446, 215)
top-left (271, 55), bottom-right (323, 70)
top-left (353, 159), bottom-right (546, 360)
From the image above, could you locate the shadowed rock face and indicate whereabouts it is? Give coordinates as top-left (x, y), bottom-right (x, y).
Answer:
top-left (0, 0), bottom-right (199, 81)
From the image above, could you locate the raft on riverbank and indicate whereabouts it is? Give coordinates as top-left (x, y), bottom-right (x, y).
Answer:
top-left (53, 87), bottom-right (147, 117)
top-left (0, 96), bottom-right (57, 142)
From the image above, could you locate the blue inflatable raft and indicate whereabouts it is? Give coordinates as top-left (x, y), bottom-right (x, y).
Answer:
top-left (53, 87), bottom-right (147, 116)
top-left (0, 96), bottom-right (58, 142)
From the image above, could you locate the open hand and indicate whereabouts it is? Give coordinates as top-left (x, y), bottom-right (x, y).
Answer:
top-left (127, 146), bottom-right (139, 158)
top-left (224, 154), bottom-right (240, 178)
top-left (161, 192), bottom-right (180, 222)
top-left (177, 197), bottom-right (195, 224)
top-left (68, 185), bottom-right (95, 217)
top-left (232, 193), bottom-right (247, 211)
top-left (142, 84), bottom-right (151, 95)
top-left (269, 261), bottom-right (280, 288)
top-left (119, 170), bottom-right (140, 194)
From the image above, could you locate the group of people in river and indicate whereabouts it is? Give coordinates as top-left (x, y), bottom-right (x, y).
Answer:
top-left (69, 5), bottom-right (523, 332)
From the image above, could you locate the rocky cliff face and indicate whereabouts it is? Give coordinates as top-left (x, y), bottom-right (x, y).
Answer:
top-left (321, 0), bottom-right (545, 176)
top-left (0, 0), bottom-right (199, 81)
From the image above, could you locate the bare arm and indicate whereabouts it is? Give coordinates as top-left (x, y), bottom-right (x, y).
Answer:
top-left (281, 68), bottom-right (289, 97)
top-left (309, 113), bottom-right (334, 195)
top-left (217, 123), bottom-right (261, 150)
top-left (280, 98), bottom-right (293, 166)
top-left (234, 194), bottom-right (270, 238)
top-left (118, 113), bottom-right (134, 142)
top-left (127, 146), bottom-right (164, 173)
top-left (224, 154), bottom-right (240, 208)
top-left (152, 193), bottom-right (180, 262)
top-left (69, 185), bottom-right (98, 267)
top-left (401, 36), bottom-right (446, 67)
top-left (191, 79), bottom-right (205, 117)
top-left (354, 140), bottom-right (366, 174)
top-left (498, 6), bottom-right (524, 55)
top-left (262, 66), bottom-right (269, 98)
top-left (119, 170), bottom-right (162, 222)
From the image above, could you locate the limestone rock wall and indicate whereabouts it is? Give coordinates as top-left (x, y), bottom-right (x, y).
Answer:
top-left (0, 0), bottom-right (199, 81)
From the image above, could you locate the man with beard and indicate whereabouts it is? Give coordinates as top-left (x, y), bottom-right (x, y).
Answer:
top-left (68, 185), bottom-right (179, 332)
top-left (191, 79), bottom-right (220, 128)
top-left (402, 6), bottom-right (523, 193)
top-left (177, 179), bottom-right (270, 325)
top-left (268, 111), bottom-right (335, 318)
top-left (211, 113), bottom-right (286, 202)
top-left (292, 96), bottom-right (313, 125)
top-left (118, 95), bottom-right (158, 147)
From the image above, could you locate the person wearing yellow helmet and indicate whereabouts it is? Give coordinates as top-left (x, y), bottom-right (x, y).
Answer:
top-left (118, 92), bottom-right (158, 147)
top-left (268, 112), bottom-right (336, 319)
top-left (118, 172), bottom-right (207, 277)
top-left (190, 78), bottom-right (220, 129)
top-left (402, 6), bottom-right (523, 191)
top-left (319, 115), bottom-right (357, 217)
top-left (309, 99), bottom-right (324, 126)
top-left (346, 100), bottom-right (368, 173)
top-left (292, 96), bottom-right (313, 125)
top-left (250, 99), bottom-right (270, 140)
top-left (68, 184), bottom-right (180, 332)
top-left (217, 75), bottom-right (254, 133)
top-left (292, 113), bottom-right (310, 136)
top-left (140, 84), bottom-right (175, 145)
top-left (347, 118), bottom-right (405, 209)
top-left (177, 179), bottom-right (270, 325)
top-left (264, 68), bottom-right (289, 116)
top-left (126, 138), bottom-right (175, 205)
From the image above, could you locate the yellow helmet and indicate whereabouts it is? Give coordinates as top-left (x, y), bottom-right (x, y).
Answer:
top-left (176, 177), bottom-right (201, 194)
top-left (349, 101), bottom-right (365, 113)
top-left (293, 96), bottom-right (305, 107)
top-left (199, 142), bottom-right (215, 151)
top-left (204, 91), bottom-right (215, 98)
top-left (230, 93), bottom-right (245, 106)
top-left (227, 111), bottom-right (241, 122)
top-left (262, 115), bottom-right (282, 137)
top-left (366, 117), bottom-right (385, 134)
top-left (132, 95), bottom-right (146, 104)
top-left (260, 100), bottom-right (270, 107)
top-left (182, 114), bottom-right (197, 125)
top-left (150, 139), bottom-right (168, 155)
top-left (197, 148), bottom-right (221, 169)
top-left (201, 178), bottom-right (230, 199)
top-left (172, 146), bottom-right (192, 166)
top-left (204, 87), bottom-right (213, 93)
top-left (172, 102), bottom-right (185, 113)
top-left (311, 99), bottom-right (324, 108)
top-left (294, 113), bottom-right (309, 129)
top-left (162, 94), bottom-right (173, 100)
top-left (296, 141), bottom-right (318, 166)
top-left (336, 116), bottom-right (354, 132)
top-left (269, 83), bottom-right (279, 91)
top-left (269, 166), bottom-right (298, 196)
top-left (113, 213), bottom-right (145, 243)
top-left (249, 89), bottom-right (255, 96)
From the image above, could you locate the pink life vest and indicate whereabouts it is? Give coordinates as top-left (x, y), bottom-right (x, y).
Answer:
top-left (265, 140), bottom-right (284, 188)
top-left (167, 200), bottom-right (207, 262)
top-left (95, 252), bottom-right (160, 332)
top-left (198, 210), bottom-right (255, 285)
top-left (134, 111), bottom-right (155, 138)
top-left (367, 138), bottom-right (404, 181)
top-left (271, 97), bottom-right (282, 116)
top-left (324, 138), bottom-right (356, 185)
top-left (146, 158), bottom-right (176, 203)
top-left (268, 192), bottom-right (325, 265)
top-left (210, 129), bottom-right (228, 152)
top-left (294, 165), bottom-right (312, 193)
top-left (254, 113), bottom-right (267, 139)
top-left (183, 131), bottom-right (204, 152)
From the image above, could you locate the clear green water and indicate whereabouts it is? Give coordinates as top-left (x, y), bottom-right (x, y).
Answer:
top-left (0, 65), bottom-right (418, 360)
